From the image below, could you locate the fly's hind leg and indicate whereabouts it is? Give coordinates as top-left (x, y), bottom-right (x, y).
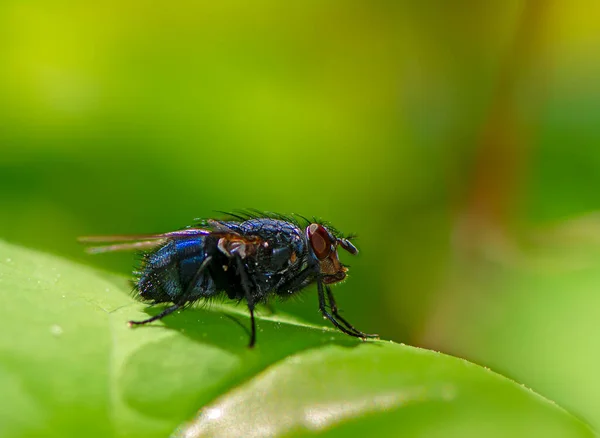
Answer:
top-left (128, 303), bottom-right (183, 327)
top-left (128, 256), bottom-right (213, 327)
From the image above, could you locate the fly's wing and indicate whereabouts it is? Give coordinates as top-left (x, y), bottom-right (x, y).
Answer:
top-left (78, 228), bottom-right (212, 254)
top-left (200, 219), bottom-right (243, 233)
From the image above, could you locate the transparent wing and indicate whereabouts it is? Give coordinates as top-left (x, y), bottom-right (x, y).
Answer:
top-left (78, 228), bottom-right (211, 254)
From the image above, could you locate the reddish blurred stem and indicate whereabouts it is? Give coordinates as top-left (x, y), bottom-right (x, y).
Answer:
top-left (419, 1), bottom-right (553, 350)
top-left (455, 0), bottom-right (548, 254)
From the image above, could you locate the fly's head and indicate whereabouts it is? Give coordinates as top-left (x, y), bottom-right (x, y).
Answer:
top-left (306, 223), bottom-right (358, 284)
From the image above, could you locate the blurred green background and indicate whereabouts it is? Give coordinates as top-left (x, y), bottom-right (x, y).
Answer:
top-left (1, 0), bottom-right (600, 431)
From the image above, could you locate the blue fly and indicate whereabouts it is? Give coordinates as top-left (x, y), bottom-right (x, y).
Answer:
top-left (79, 211), bottom-right (377, 347)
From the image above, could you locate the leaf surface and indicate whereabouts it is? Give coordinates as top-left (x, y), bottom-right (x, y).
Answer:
top-left (0, 241), bottom-right (593, 438)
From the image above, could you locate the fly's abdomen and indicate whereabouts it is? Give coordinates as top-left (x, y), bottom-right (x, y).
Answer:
top-left (135, 237), bottom-right (216, 303)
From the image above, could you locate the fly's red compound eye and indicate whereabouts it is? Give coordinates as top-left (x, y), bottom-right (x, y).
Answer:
top-left (307, 223), bottom-right (332, 260)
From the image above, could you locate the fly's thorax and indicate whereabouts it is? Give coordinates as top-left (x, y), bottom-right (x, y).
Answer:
top-left (251, 236), bottom-right (306, 276)
top-left (216, 233), bottom-right (261, 259)
top-left (233, 218), bottom-right (307, 269)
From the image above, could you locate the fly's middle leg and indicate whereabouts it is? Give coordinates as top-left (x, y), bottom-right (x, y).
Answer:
top-left (234, 253), bottom-right (257, 348)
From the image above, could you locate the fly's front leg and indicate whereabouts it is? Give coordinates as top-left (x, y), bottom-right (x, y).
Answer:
top-left (326, 286), bottom-right (378, 339)
top-left (317, 279), bottom-right (367, 338)
top-left (275, 267), bottom-right (313, 295)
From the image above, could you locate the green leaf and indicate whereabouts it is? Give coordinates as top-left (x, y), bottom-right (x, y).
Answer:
top-left (0, 241), bottom-right (593, 438)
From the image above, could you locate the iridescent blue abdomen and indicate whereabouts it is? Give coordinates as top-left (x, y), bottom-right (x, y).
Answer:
top-left (136, 237), bottom-right (219, 302)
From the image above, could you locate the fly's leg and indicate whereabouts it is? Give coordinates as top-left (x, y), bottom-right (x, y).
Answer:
top-left (128, 303), bottom-right (182, 327)
top-left (317, 280), bottom-right (368, 338)
top-left (248, 306), bottom-right (256, 348)
top-left (275, 267), bottom-right (313, 295)
top-left (182, 256), bottom-right (213, 298)
top-left (234, 253), bottom-right (257, 348)
top-left (128, 256), bottom-right (213, 327)
top-left (326, 286), bottom-right (378, 338)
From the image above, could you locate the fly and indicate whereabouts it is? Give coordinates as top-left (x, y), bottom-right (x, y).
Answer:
top-left (79, 211), bottom-right (378, 347)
